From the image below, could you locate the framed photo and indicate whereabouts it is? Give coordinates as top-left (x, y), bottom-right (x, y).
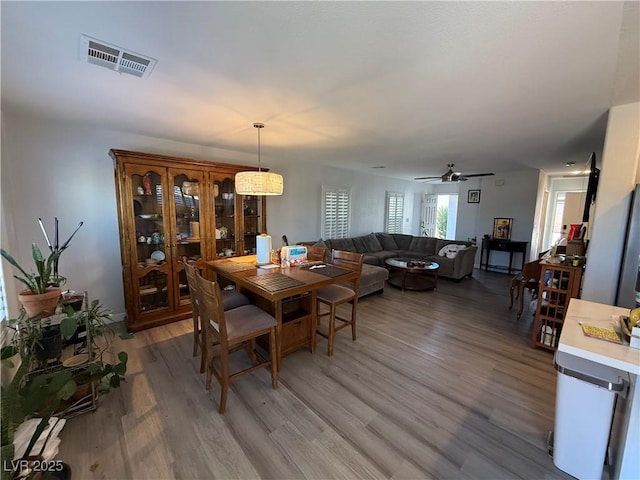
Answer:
top-left (493, 218), bottom-right (512, 240)
top-left (467, 189), bottom-right (480, 203)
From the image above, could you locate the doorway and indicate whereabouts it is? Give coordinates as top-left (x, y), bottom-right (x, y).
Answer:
top-left (541, 177), bottom-right (588, 252)
top-left (422, 194), bottom-right (458, 238)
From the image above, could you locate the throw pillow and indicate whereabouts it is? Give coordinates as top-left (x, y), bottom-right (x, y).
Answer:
top-left (438, 244), bottom-right (467, 259)
top-left (376, 233), bottom-right (398, 250)
top-left (361, 233), bottom-right (383, 252)
top-left (352, 236), bottom-right (367, 253)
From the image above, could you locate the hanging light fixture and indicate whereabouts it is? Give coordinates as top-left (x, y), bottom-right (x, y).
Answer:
top-left (235, 123), bottom-right (283, 195)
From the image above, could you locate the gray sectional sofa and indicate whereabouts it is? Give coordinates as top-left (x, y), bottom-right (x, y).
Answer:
top-left (314, 233), bottom-right (477, 293)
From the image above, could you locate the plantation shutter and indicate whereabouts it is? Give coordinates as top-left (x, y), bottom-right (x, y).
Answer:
top-left (0, 261), bottom-right (7, 324)
top-left (322, 187), bottom-right (350, 239)
top-left (385, 192), bottom-right (405, 233)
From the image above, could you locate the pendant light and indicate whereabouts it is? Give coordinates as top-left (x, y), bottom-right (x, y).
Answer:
top-left (235, 123), bottom-right (283, 195)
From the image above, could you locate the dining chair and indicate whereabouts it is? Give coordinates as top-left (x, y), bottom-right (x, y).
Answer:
top-left (195, 270), bottom-right (278, 413)
top-left (184, 263), bottom-right (250, 373)
top-left (306, 245), bottom-right (327, 263)
top-left (509, 258), bottom-right (542, 318)
top-left (315, 249), bottom-right (364, 356)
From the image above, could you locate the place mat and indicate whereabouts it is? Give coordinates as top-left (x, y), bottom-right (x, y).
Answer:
top-left (305, 264), bottom-right (353, 278)
top-left (579, 323), bottom-right (623, 344)
top-left (213, 261), bottom-right (256, 273)
top-left (245, 272), bottom-right (305, 292)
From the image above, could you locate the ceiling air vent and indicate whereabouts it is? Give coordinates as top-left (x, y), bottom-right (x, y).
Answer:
top-left (80, 34), bottom-right (157, 78)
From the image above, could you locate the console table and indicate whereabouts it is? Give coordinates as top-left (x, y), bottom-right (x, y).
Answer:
top-left (480, 238), bottom-right (528, 274)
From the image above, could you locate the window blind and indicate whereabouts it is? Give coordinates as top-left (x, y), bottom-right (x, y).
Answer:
top-left (385, 192), bottom-right (405, 233)
top-left (0, 261), bottom-right (7, 323)
top-left (322, 187), bottom-right (350, 239)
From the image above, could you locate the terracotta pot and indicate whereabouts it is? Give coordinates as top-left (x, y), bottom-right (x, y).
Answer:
top-left (18, 287), bottom-right (61, 318)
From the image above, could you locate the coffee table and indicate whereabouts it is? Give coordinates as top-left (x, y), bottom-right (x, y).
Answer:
top-left (385, 258), bottom-right (439, 291)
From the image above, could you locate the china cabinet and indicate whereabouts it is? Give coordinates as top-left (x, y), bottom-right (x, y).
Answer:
top-left (111, 149), bottom-right (267, 331)
top-left (531, 261), bottom-right (583, 351)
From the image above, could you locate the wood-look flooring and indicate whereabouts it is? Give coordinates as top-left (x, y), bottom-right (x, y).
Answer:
top-left (58, 269), bottom-right (574, 480)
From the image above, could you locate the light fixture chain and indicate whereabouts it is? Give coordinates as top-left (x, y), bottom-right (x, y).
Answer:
top-left (254, 122), bottom-right (264, 173)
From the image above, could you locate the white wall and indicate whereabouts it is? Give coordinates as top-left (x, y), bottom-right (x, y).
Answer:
top-left (456, 178), bottom-right (482, 245)
top-left (582, 102), bottom-right (640, 304)
top-left (1, 113), bottom-right (256, 320)
top-left (0, 112), bottom-right (426, 319)
top-left (471, 170), bottom-right (540, 268)
top-left (264, 163), bottom-right (427, 248)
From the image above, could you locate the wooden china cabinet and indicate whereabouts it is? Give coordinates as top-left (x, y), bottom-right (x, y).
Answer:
top-left (111, 149), bottom-right (267, 332)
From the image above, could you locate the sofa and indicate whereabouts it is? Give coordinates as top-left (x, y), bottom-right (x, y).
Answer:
top-left (315, 233), bottom-right (477, 284)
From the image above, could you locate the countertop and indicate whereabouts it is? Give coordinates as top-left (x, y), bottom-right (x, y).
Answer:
top-left (559, 298), bottom-right (640, 375)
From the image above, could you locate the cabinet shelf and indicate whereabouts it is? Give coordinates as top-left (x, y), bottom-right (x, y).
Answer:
top-left (113, 148), bottom-right (268, 331)
top-left (532, 262), bottom-right (582, 351)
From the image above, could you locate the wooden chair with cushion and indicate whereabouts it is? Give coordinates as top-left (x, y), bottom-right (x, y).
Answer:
top-left (509, 259), bottom-right (542, 319)
top-left (315, 249), bottom-right (364, 356)
top-left (195, 270), bottom-right (278, 413)
top-left (306, 245), bottom-right (327, 263)
top-left (184, 262), bottom-right (250, 374)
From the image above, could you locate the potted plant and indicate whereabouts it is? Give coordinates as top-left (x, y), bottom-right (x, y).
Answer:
top-left (1, 219), bottom-right (83, 318)
top-left (0, 301), bottom-right (130, 480)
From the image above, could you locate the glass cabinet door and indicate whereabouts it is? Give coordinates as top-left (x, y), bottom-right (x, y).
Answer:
top-left (127, 165), bottom-right (170, 314)
top-left (169, 169), bottom-right (205, 307)
top-left (213, 177), bottom-right (236, 257)
top-left (241, 194), bottom-right (264, 255)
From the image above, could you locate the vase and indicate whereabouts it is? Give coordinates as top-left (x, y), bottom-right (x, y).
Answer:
top-left (18, 287), bottom-right (61, 318)
top-left (35, 326), bottom-right (63, 362)
top-left (142, 173), bottom-right (152, 195)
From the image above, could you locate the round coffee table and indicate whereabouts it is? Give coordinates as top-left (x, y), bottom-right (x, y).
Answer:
top-left (385, 258), bottom-right (440, 291)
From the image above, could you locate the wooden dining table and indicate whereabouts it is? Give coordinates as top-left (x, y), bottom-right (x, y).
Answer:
top-left (207, 255), bottom-right (357, 369)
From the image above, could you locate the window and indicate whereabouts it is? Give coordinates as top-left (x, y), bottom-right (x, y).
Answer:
top-left (385, 192), bottom-right (404, 233)
top-left (0, 261), bottom-right (6, 323)
top-left (322, 186), bottom-right (350, 239)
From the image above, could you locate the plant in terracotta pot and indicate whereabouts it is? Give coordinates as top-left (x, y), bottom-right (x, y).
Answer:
top-left (1, 219), bottom-right (83, 318)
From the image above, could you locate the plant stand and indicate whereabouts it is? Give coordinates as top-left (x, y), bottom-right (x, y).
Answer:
top-left (20, 309), bottom-right (98, 418)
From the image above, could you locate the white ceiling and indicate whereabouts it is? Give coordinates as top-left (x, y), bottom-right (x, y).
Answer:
top-left (2, 1), bottom-right (638, 180)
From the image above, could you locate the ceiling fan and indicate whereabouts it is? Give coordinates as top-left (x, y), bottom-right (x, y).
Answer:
top-left (415, 164), bottom-right (495, 183)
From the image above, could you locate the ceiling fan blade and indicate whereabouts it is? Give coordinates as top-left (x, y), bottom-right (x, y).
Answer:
top-left (463, 173), bottom-right (494, 178)
top-left (415, 165), bottom-right (494, 182)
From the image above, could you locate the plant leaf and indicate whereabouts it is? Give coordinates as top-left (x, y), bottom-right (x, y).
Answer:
top-left (58, 380), bottom-right (77, 400)
top-left (59, 316), bottom-right (78, 340)
top-left (1, 248), bottom-right (32, 280)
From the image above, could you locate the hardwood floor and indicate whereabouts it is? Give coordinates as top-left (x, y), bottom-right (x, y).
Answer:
top-left (58, 269), bottom-right (574, 479)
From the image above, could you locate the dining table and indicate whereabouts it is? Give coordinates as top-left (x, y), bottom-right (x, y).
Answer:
top-left (206, 254), bottom-right (358, 369)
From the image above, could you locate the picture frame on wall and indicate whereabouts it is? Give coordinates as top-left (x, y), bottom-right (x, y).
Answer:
top-left (468, 189), bottom-right (480, 203)
top-left (493, 218), bottom-right (512, 240)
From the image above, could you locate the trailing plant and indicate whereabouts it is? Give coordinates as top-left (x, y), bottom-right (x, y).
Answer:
top-left (0, 301), bottom-right (130, 480)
